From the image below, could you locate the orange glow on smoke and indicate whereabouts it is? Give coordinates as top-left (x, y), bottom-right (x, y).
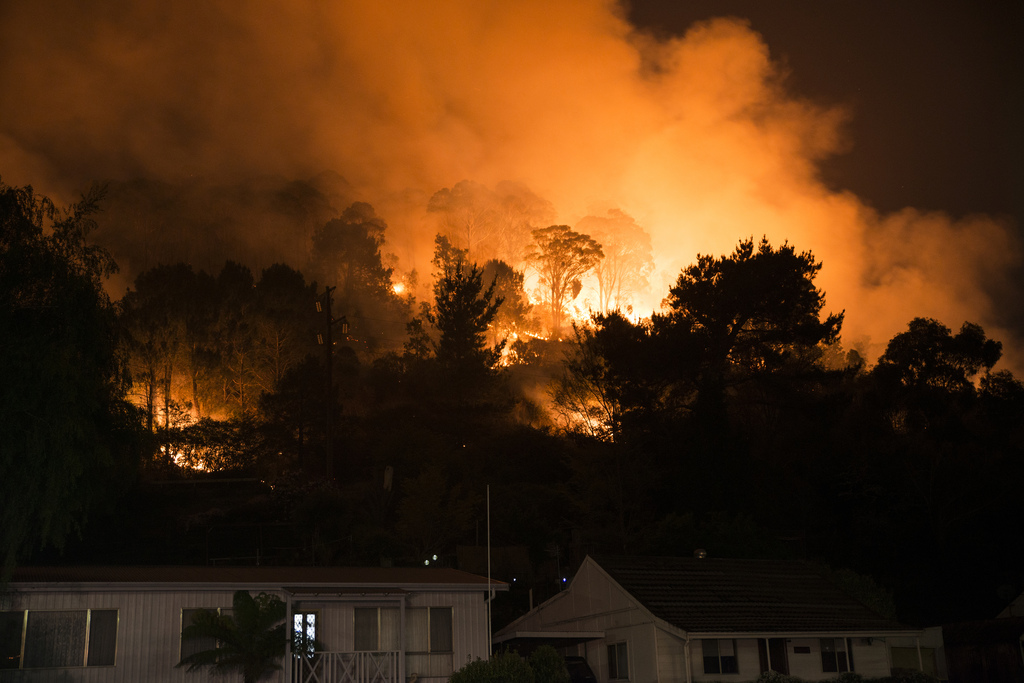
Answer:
top-left (0, 1), bottom-right (1018, 370)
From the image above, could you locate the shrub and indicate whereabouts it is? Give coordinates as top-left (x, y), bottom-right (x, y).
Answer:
top-left (529, 646), bottom-right (570, 683)
top-left (884, 672), bottom-right (939, 683)
top-left (755, 672), bottom-right (805, 683)
top-left (450, 650), bottom-right (535, 683)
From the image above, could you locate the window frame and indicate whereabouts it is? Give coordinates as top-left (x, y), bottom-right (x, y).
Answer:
top-left (702, 638), bottom-right (739, 675)
top-left (405, 607), bottom-right (454, 678)
top-left (820, 637), bottom-right (853, 673)
top-left (406, 607), bottom-right (452, 654)
top-left (292, 610), bottom-right (319, 657)
top-left (1, 608), bottom-right (118, 670)
top-left (354, 606), bottom-right (400, 652)
top-left (607, 641), bottom-right (629, 680)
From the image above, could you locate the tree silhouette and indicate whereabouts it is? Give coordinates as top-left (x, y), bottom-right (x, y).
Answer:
top-left (660, 236), bottom-right (843, 401)
top-left (426, 235), bottom-right (505, 381)
top-left (427, 180), bottom-right (498, 259)
top-left (1, 179), bottom-right (142, 580)
top-left (575, 209), bottom-right (653, 314)
top-left (177, 590), bottom-right (290, 683)
top-left (525, 225), bottom-right (603, 338)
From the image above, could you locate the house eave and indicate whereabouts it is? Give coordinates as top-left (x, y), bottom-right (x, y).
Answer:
top-left (680, 629), bottom-right (926, 640)
top-left (492, 629), bottom-right (605, 649)
top-left (7, 580), bottom-right (506, 594)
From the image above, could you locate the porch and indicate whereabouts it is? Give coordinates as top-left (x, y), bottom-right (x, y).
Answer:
top-left (291, 651), bottom-right (401, 683)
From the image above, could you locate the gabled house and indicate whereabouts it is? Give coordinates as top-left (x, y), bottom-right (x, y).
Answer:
top-left (1, 565), bottom-right (504, 682)
top-left (495, 555), bottom-right (928, 682)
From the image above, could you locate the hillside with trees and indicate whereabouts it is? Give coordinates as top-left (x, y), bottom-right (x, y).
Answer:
top-left (3, 178), bottom-right (1023, 630)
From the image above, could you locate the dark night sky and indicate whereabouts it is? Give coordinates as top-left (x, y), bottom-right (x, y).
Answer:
top-left (630, 0), bottom-right (1024, 227)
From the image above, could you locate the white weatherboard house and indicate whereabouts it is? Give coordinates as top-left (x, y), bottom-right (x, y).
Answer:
top-left (495, 555), bottom-right (929, 682)
top-left (0, 565), bottom-right (504, 682)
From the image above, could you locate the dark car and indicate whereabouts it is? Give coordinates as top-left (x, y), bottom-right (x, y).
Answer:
top-left (565, 656), bottom-right (597, 683)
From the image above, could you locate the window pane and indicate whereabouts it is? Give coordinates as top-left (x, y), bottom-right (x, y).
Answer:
top-left (720, 639), bottom-right (738, 674)
top-left (0, 612), bottom-right (24, 670)
top-left (354, 608), bottom-right (378, 651)
top-left (429, 608), bottom-right (452, 653)
top-left (181, 609), bottom-right (217, 660)
top-left (610, 642), bottom-right (628, 679)
top-left (87, 610), bottom-right (117, 666)
top-left (820, 638), bottom-right (838, 673)
top-left (607, 644), bottom-right (618, 679)
top-left (702, 639), bottom-right (720, 675)
top-left (24, 611), bottom-right (87, 668)
top-left (380, 608), bottom-right (400, 650)
top-left (293, 613), bottom-right (316, 656)
top-left (405, 609), bottom-right (428, 652)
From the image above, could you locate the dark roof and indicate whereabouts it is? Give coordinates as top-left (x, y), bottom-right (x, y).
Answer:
top-left (10, 566), bottom-right (500, 589)
top-left (593, 555), bottom-right (912, 634)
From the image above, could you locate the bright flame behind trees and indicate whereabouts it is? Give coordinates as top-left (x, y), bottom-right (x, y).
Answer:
top-left (576, 209), bottom-right (654, 315)
top-left (0, 2), bottom-right (1018, 370)
top-left (525, 225), bottom-right (604, 338)
top-left (553, 237), bottom-right (843, 439)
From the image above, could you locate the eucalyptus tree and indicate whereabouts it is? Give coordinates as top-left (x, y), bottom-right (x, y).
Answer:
top-left (525, 225), bottom-right (603, 338)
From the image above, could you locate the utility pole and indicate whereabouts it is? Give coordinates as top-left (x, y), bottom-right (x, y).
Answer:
top-left (316, 286), bottom-right (347, 482)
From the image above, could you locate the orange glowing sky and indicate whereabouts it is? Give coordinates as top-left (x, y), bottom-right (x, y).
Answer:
top-left (0, 0), bottom-right (1020, 370)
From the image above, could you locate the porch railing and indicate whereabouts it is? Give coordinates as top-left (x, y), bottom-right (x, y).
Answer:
top-left (292, 651), bottom-right (401, 683)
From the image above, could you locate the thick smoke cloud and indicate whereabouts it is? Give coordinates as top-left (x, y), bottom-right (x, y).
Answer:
top-left (0, 0), bottom-right (1019, 369)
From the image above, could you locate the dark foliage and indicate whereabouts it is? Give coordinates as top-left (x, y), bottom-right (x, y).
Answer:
top-left (0, 179), bottom-right (144, 581)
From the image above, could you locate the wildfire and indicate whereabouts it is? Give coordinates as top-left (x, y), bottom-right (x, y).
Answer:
top-left (160, 445), bottom-right (211, 472)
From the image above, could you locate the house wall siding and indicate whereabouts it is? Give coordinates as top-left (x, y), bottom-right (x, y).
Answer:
top-left (655, 628), bottom-right (686, 683)
top-left (2, 586), bottom-right (489, 683)
top-left (785, 638), bottom-right (891, 681)
top-left (0, 588), bottom-right (260, 683)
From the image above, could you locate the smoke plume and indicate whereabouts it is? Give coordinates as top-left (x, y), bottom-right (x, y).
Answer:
top-left (0, 0), bottom-right (1019, 369)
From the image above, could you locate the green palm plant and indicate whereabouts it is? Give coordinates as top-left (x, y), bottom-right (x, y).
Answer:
top-left (177, 590), bottom-right (289, 683)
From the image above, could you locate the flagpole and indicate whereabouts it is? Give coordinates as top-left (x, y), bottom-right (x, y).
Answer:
top-left (487, 484), bottom-right (492, 657)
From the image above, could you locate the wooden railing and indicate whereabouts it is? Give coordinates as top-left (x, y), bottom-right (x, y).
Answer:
top-left (292, 651), bottom-right (400, 683)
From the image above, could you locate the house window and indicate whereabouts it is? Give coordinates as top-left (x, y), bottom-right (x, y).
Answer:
top-left (820, 638), bottom-right (853, 673)
top-left (1, 609), bottom-right (117, 669)
top-left (1, 611), bottom-right (25, 669)
top-left (293, 611), bottom-right (317, 657)
top-left (406, 607), bottom-right (454, 676)
top-left (181, 607), bottom-right (230, 660)
top-left (354, 607), bottom-right (400, 651)
top-left (86, 610), bottom-right (118, 666)
top-left (607, 642), bottom-right (628, 680)
top-left (703, 639), bottom-right (739, 674)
